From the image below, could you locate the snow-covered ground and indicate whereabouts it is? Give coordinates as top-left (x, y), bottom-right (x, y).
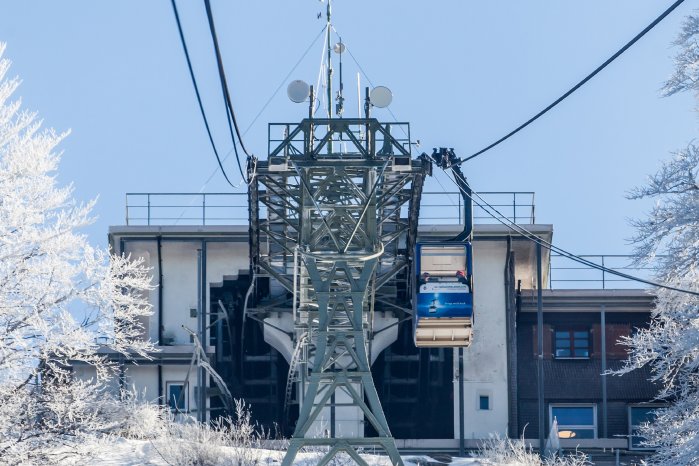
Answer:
top-left (81, 438), bottom-right (482, 466)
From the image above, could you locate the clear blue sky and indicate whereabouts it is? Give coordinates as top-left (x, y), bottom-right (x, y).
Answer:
top-left (0, 1), bottom-right (696, 259)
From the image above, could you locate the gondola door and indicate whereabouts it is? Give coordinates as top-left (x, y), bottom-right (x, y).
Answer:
top-left (414, 242), bottom-right (473, 347)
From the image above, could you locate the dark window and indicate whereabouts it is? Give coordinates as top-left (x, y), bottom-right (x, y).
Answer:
top-left (551, 405), bottom-right (596, 439)
top-left (167, 382), bottom-right (187, 412)
top-left (629, 405), bottom-right (662, 450)
top-left (554, 328), bottom-right (590, 358)
top-left (479, 395), bottom-right (490, 410)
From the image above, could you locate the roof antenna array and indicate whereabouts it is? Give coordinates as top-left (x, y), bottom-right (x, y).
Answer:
top-left (334, 40), bottom-right (345, 116)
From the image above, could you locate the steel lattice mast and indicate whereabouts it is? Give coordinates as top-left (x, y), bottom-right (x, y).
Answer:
top-left (247, 3), bottom-right (429, 463)
top-left (250, 112), bottom-right (427, 465)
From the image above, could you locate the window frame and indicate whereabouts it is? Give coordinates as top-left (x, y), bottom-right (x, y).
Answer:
top-left (479, 395), bottom-right (490, 411)
top-left (549, 403), bottom-right (597, 440)
top-left (628, 404), bottom-right (664, 451)
top-left (166, 381), bottom-right (189, 413)
top-left (553, 326), bottom-right (591, 359)
top-left (475, 390), bottom-right (492, 411)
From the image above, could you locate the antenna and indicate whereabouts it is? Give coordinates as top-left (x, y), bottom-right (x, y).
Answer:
top-left (370, 86), bottom-right (393, 108)
top-left (334, 40), bottom-right (345, 116)
top-left (287, 80), bottom-right (311, 103)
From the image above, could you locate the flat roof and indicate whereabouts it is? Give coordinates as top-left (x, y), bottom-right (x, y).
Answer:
top-left (519, 288), bottom-right (654, 313)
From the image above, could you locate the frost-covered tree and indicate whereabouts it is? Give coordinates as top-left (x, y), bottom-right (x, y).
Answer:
top-left (0, 44), bottom-right (154, 463)
top-left (622, 12), bottom-right (699, 466)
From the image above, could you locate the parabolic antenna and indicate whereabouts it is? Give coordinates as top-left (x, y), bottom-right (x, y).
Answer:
top-left (370, 86), bottom-right (392, 108)
top-left (333, 42), bottom-right (345, 54)
top-left (287, 80), bottom-right (310, 103)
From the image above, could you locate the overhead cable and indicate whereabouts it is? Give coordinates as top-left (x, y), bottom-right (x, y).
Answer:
top-left (455, 0), bottom-right (687, 166)
top-left (204, 0), bottom-right (252, 181)
top-left (442, 167), bottom-right (699, 297)
top-left (189, 26), bottom-right (327, 196)
top-left (170, 0), bottom-right (237, 188)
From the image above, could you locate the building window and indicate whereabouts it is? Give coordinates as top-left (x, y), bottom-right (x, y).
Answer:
top-left (629, 405), bottom-right (662, 450)
top-left (167, 382), bottom-right (188, 412)
top-left (479, 395), bottom-right (490, 410)
top-left (550, 404), bottom-right (596, 439)
top-left (554, 327), bottom-right (590, 358)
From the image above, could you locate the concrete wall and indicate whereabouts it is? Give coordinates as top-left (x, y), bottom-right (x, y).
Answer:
top-left (159, 242), bottom-right (200, 345)
top-left (455, 240), bottom-right (509, 439)
top-left (126, 365), bottom-right (159, 402)
top-left (116, 236), bottom-right (248, 421)
top-left (121, 240), bottom-right (158, 341)
top-left (72, 364), bottom-right (195, 412)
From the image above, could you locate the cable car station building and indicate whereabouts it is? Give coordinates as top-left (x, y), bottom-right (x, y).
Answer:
top-left (79, 187), bottom-right (657, 453)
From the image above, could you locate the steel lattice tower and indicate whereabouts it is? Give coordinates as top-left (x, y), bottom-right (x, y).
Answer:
top-left (249, 116), bottom-right (427, 465)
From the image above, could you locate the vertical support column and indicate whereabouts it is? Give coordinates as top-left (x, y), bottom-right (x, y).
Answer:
top-left (536, 242), bottom-right (545, 453)
top-left (197, 243), bottom-right (208, 423)
top-left (201, 241), bottom-right (207, 422)
top-left (157, 236), bottom-right (164, 404)
top-left (458, 347), bottom-right (465, 456)
top-left (196, 248), bottom-right (202, 423)
top-left (601, 304), bottom-right (608, 439)
top-left (157, 236), bottom-right (164, 346)
top-left (365, 168), bottom-right (377, 249)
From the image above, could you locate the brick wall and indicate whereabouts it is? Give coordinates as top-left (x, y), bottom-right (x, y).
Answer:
top-left (515, 311), bottom-right (657, 439)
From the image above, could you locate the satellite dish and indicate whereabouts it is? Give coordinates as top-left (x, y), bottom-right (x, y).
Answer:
top-left (287, 80), bottom-right (310, 103)
top-left (370, 86), bottom-right (392, 108)
top-left (333, 42), bottom-right (345, 54)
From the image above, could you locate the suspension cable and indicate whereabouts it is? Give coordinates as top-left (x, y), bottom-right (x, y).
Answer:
top-left (441, 165), bottom-right (699, 296)
top-left (170, 0), bottom-right (238, 188)
top-left (203, 0), bottom-right (248, 181)
top-left (454, 0), bottom-right (687, 166)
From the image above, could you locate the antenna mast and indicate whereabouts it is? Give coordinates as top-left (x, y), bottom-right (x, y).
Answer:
top-left (326, 0), bottom-right (333, 154)
top-left (260, 4), bottom-right (419, 465)
top-left (326, 0), bottom-right (332, 119)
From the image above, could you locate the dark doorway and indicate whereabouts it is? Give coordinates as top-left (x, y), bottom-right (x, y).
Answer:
top-left (370, 321), bottom-right (454, 439)
top-left (209, 277), bottom-right (292, 435)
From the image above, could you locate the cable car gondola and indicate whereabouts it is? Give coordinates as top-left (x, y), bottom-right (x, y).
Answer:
top-left (414, 148), bottom-right (474, 348)
top-left (414, 242), bottom-right (473, 347)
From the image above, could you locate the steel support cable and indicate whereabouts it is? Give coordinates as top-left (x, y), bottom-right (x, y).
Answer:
top-left (455, 0), bottom-right (687, 166)
top-left (314, 25), bottom-right (330, 116)
top-left (185, 26), bottom-right (326, 197)
top-left (441, 167), bottom-right (699, 297)
top-left (203, 0), bottom-right (248, 181)
top-left (339, 33), bottom-right (408, 137)
top-left (170, 0), bottom-right (238, 188)
top-left (244, 26), bottom-right (327, 135)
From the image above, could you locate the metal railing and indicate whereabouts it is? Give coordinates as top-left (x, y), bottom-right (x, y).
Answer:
top-left (267, 121), bottom-right (412, 158)
top-left (125, 191), bottom-right (536, 226)
top-left (125, 194), bottom-right (658, 291)
top-left (549, 254), bottom-right (657, 290)
top-left (420, 191), bottom-right (535, 225)
top-left (125, 193), bottom-right (250, 226)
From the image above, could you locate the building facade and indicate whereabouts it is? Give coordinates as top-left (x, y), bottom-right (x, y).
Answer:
top-left (74, 196), bottom-right (660, 452)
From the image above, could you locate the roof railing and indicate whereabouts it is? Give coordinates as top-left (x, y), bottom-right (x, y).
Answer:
top-left (125, 194), bottom-right (655, 290)
top-left (549, 254), bottom-right (658, 290)
top-left (420, 191), bottom-right (535, 225)
top-left (125, 191), bottom-right (537, 226)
